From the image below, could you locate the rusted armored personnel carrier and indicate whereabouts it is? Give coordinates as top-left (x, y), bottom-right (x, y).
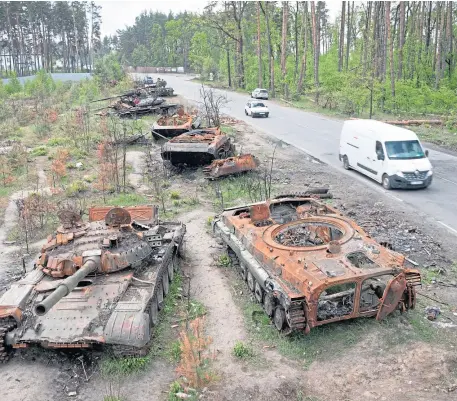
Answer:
top-left (203, 154), bottom-right (260, 179)
top-left (0, 206), bottom-right (185, 361)
top-left (213, 193), bottom-right (421, 332)
top-left (161, 128), bottom-right (235, 166)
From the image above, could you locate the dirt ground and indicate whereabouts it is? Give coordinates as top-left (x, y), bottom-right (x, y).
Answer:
top-left (0, 111), bottom-right (457, 401)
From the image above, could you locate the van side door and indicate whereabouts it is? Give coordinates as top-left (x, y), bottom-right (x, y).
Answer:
top-left (369, 140), bottom-right (386, 181)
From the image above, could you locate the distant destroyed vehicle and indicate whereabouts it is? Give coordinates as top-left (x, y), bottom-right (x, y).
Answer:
top-left (152, 111), bottom-right (194, 139)
top-left (203, 154), bottom-right (260, 179)
top-left (161, 128), bottom-right (235, 166)
top-left (0, 206), bottom-right (185, 361)
top-left (213, 193), bottom-right (421, 333)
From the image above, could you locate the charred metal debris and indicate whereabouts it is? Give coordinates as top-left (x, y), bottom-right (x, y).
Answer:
top-left (92, 77), bottom-right (177, 118)
top-left (0, 206), bottom-right (185, 361)
top-left (213, 192), bottom-right (421, 334)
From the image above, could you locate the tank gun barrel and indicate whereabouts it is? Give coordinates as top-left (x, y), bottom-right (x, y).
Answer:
top-left (34, 259), bottom-right (98, 316)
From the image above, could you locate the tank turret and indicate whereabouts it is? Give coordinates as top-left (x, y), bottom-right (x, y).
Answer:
top-left (0, 205), bottom-right (185, 361)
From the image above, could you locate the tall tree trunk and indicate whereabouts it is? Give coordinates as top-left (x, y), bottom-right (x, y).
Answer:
top-left (260, 2), bottom-right (275, 97)
top-left (310, 1), bottom-right (319, 102)
top-left (345, 1), bottom-right (351, 70)
top-left (426, 2), bottom-right (432, 55)
top-left (362, 2), bottom-right (372, 77)
top-left (446, 1), bottom-right (453, 77)
top-left (338, 1), bottom-right (345, 72)
top-left (280, 2), bottom-right (289, 96)
top-left (257, 2), bottom-right (262, 88)
top-left (387, 2), bottom-right (395, 98)
top-left (398, 1), bottom-right (405, 79)
top-left (226, 46), bottom-right (232, 88)
top-left (436, 2), bottom-right (445, 88)
top-left (297, 2), bottom-right (308, 93)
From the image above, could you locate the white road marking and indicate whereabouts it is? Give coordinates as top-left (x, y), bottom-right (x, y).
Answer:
top-left (437, 221), bottom-right (457, 236)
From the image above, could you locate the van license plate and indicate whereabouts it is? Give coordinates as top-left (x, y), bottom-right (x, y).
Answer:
top-left (411, 181), bottom-right (423, 185)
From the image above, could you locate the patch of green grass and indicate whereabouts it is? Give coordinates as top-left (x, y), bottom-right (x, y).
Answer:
top-left (103, 397), bottom-right (123, 401)
top-left (101, 355), bottom-right (149, 376)
top-left (105, 193), bottom-right (149, 207)
top-left (206, 216), bottom-right (214, 228)
top-left (65, 180), bottom-right (88, 196)
top-left (172, 199), bottom-right (180, 207)
top-left (217, 253), bottom-right (232, 268)
top-left (205, 174), bottom-right (270, 210)
top-left (415, 125), bottom-right (457, 151)
top-left (168, 381), bottom-right (198, 401)
top-left (232, 341), bottom-right (255, 359)
top-left (166, 340), bottom-right (182, 363)
top-left (170, 190), bottom-right (180, 200)
top-left (187, 300), bottom-right (207, 320)
top-left (47, 137), bottom-right (67, 146)
top-left (31, 145), bottom-right (48, 156)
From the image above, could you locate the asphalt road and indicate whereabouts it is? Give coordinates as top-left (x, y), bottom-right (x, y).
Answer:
top-left (139, 73), bottom-right (457, 236)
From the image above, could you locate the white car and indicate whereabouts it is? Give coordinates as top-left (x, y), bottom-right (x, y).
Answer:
top-left (251, 88), bottom-right (269, 99)
top-left (245, 101), bottom-right (269, 118)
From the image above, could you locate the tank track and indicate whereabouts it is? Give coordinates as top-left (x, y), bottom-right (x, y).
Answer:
top-left (0, 317), bottom-right (17, 363)
top-left (109, 253), bottom-right (181, 358)
top-left (227, 248), bottom-right (306, 332)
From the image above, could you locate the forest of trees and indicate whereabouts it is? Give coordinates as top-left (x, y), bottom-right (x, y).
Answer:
top-left (0, 1), bottom-right (102, 77)
top-left (116, 1), bottom-right (457, 116)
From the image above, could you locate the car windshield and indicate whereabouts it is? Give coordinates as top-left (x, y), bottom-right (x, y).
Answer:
top-left (259, 90), bottom-right (268, 93)
top-left (385, 140), bottom-right (425, 160)
top-left (252, 102), bottom-right (265, 108)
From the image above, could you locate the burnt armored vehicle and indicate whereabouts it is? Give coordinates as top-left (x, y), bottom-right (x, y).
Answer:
top-left (213, 194), bottom-right (421, 333)
top-left (152, 112), bottom-right (194, 139)
top-left (0, 206), bottom-right (185, 361)
top-left (161, 128), bottom-right (235, 166)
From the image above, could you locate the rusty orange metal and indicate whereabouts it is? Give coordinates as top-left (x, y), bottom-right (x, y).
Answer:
top-left (88, 205), bottom-right (158, 223)
top-left (203, 154), bottom-right (260, 179)
top-left (213, 195), bottom-right (421, 333)
top-left (152, 111), bottom-right (193, 138)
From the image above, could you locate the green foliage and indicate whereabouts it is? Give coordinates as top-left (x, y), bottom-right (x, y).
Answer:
top-left (101, 356), bottom-right (149, 376)
top-left (187, 300), bottom-right (207, 320)
top-left (48, 137), bottom-right (67, 147)
top-left (232, 341), bottom-right (255, 359)
top-left (217, 253), bottom-right (231, 268)
top-left (4, 72), bottom-right (22, 95)
top-left (66, 180), bottom-right (88, 196)
top-left (103, 397), bottom-right (122, 401)
top-left (94, 53), bottom-right (125, 86)
top-left (170, 190), bottom-right (181, 200)
top-left (166, 341), bottom-right (183, 363)
top-left (105, 193), bottom-right (149, 206)
top-left (31, 146), bottom-right (48, 156)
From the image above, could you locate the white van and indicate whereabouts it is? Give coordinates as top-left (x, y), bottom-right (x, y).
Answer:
top-left (339, 120), bottom-right (433, 189)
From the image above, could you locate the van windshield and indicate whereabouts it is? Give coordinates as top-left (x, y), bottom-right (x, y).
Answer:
top-left (385, 140), bottom-right (425, 160)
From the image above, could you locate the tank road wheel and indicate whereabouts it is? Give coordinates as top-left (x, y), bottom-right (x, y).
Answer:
top-left (168, 258), bottom-right (174, 282)
top-left (157, 282), bottom-right (164, 310)
top-left (247, 271), bottom-right (255, 293)
top-left (149, 297), bottom-right (159, 327)
top-left (240, 263), bottom-right (248, 282)
top-left (254, 281), bottom-right (264, 303)
top-left (162, 270), bottom-right (170, 296)
top-left (172, 253), bottom-right (181, 273)
top-left (263, 293), bottom-right (276, 317)
top-left (0, 318), bottom-right (16, 363)
top-left (273, 306), bottom-right (286, 331)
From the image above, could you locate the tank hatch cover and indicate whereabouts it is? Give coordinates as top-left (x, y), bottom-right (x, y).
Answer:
top-left (105, 208), bottom-right (132, 226)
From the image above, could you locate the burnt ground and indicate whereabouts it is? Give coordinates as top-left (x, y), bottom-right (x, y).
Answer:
top-left (0, 113), bottom-right (457, 401)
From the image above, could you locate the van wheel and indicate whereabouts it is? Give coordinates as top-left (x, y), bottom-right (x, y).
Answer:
top-left (382, 174), bottom-right (392, 190)
top-left (343, 155), bottom-right (350, 170)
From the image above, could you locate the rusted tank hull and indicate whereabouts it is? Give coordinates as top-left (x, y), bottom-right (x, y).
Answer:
top-left (213, 196), bottom-right (420, 334)
top-left (161, 129), bottom-right (234, 166)
top-left (152, 113), bottom-right (193, 139)
top-left (0, 206), bottom-right (186, 360)
top-left (203, 154), bottom-right (260, 179)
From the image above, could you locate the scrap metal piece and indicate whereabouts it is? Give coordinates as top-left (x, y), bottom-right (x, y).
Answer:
top-left (0, 205), bottom-right (185, 360)
top-left (161, 128), bottom-right (234, 166)
top-left (212, 195), bottom-right (421, 334)
top-left (203, 154), bottom-right (260, 179)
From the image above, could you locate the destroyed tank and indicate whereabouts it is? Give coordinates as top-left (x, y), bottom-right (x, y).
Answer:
top-left (152, 111), bottom-right (193, 139)
top-left (161, 128), bottom-right (235, 166)
top-left (213, 193), bottom-right (421, 333)
top-left (0, 206), bottom-right (185, 361)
